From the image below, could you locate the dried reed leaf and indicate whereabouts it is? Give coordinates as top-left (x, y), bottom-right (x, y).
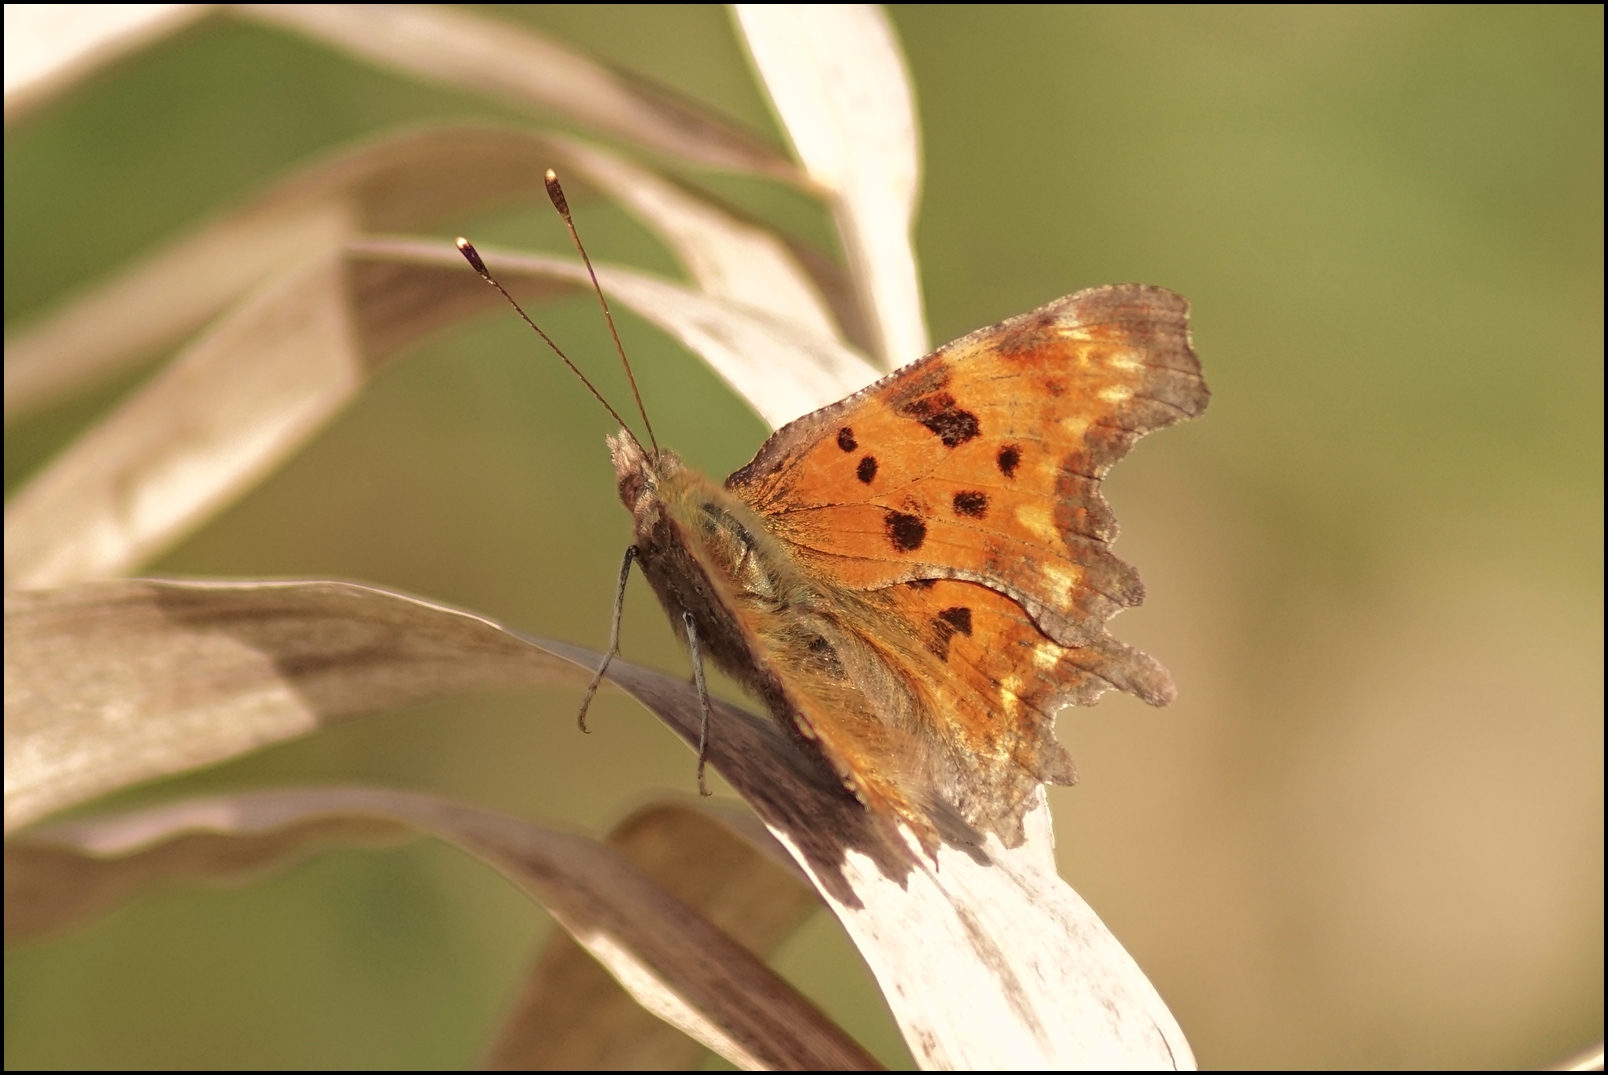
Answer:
top-left (5, 5), bottom-right (795, 179)
top-left (4, 201), bottom-right (353, 420)
top-left (6, 813), bottom-right (415, 943)
top-left (6, 574), bottom-right (1193, 1066)
top-left (732, 5), bottom-right (928, 368)
top-left (8, 124), bottom-right (574, 419)
top-left (3, 234), bottom-right (848, 593)
top-left (348, 237), bottom-right (880, 429)
top-left (237, 4), bottom-right (797, 181)
top-left (3, 3), bottom-right (213, 126)
top-left (6, 233), bottom-right (871, 589)
top-left (4, 239), bottom-right (566, 590)
top-left (7, 251), bottom-right (358, 589)
top-left (549, 625), bottom-right (1197, 1069)
top-left (10, 787), bottom-right (878, 1070)
top-left (482, 798), bottom-right (822, 1069)
top-left (2, 578), bottom-right (585, 834)
top-left (794, 796), bottom-right (1196, 1069)
top-left (549, 135), bottom-right (845, 343)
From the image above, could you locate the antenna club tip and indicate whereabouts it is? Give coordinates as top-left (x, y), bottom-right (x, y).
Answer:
top-left (544, 169), bottom-right (571, 217)
top-left (455, 237), bottom-right (489, 276)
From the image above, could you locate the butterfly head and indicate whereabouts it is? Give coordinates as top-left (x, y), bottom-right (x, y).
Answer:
top-left (607, 428), bottom-right (682, 529)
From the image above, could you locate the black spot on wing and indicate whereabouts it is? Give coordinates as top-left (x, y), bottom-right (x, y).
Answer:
top-left (929, 605), bottom-right (974, 662)
top-left (923, 408), bottom-right (981, 448)
top-left (856, 455), bottom-right (877, 484)
top-left (952, 491), bottom-right (988, 518)
top-left (885, 510), bottom-right (927, 552)
top-left (897, 392), bottom-right (981, 448)
top-left (836, 427), bottom-right (857, 452)
top-left (997, 445), bottom-right (1021, 478)
top-left (907, 578), bottom-right (937, 589)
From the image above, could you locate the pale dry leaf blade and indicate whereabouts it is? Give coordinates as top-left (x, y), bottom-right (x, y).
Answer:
top-left (5, 123), bottom-right (579, 420)
top-left (546, 624), bottom-right (1197, 1068)
top-left (548, 134), bottom-right (845, 343)
top-left (7, 226), bottom-right (861, 593)
top-left (732, 4), bottom-right (928, 367)
top-left (6, 813), bottom-right (415, 943)
top-left (482, 797), bottom-right (824, 1070)
top-left (4, 239), bottom-right (575, 590)
top-left (11, 786), bottom-right (879, 1071)
top-left (5, 573), bottom-right (1194, 1067)
top-left (349, 236), bottom-right (879, 429)
top-left (3, 3), bottom-right (212, 126)
top-left (235, 4), bottom-right (797, 181)
top-left (5, 250), bottom-right (357, 590)
top-left (815, 795), bottom-right (1197, 1070)
top-left (2, 578), bottom-right (590, 834)
top-left (3, 200), bottom-right (353, 420)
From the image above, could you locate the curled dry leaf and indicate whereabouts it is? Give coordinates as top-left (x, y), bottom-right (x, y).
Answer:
top-left (6, 812), bottom-right (415, 944)
top-left (732, 4), bottom-right (929, 367)
top-left (2, 578), bottom-right (585, 834)
top-left (5, 575), bottom-right (1192, 1066)
top-left (6, 122), bottom-right (810, 420)
top-left (6, 124), bottom-right (566, 419)
top-left (236, 4), bottom-right (797, 183)
top-left (9, 787), bottom-right (877, 1071)
top-left (547, 135), bottom-right (844, 343)
top-left (347, 237), bottom-right (880, 428)
top-left (2, 239), bottom-right (572, 590)
top-left (4, 235), bottom-right (876, 590)
top-left (482, 797), bottom-right (824, 1069)
top-left (5, 5), bottom-right (795, 180)
top-left (2, 4), bottom-right (213, 126)
top-left (595, 644), bottom-right (1197, 1069)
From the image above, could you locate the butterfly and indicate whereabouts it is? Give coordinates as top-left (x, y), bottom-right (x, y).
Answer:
top-left (461, 177), bottom-right (1209, 857)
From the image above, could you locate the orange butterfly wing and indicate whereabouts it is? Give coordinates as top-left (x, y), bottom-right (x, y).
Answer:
top-left (724, 284), bottom-right (1207, 845)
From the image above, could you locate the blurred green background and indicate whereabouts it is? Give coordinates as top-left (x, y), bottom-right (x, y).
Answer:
top-left (5, 5), bottom-right (1601, 1069)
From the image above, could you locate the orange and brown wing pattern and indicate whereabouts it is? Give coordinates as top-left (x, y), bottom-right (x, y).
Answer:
top-left (873, 576), bottom-right (1177, 839)
top-left (727, 285), bottom-right (1208, 664)
top-left (719, 569), bottom-right (1182, 848)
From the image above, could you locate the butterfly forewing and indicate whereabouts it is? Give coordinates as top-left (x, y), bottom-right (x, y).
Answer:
top-left (728, 285), bottom-right (1207, 650)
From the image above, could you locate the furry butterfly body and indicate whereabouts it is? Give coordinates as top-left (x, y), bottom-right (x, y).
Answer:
top-left (613, 284), bottom-right (1208, 853)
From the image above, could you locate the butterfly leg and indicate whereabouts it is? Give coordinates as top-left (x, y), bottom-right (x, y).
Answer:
top-left (576, 545), bottom-right (637, 733)
top-left (682, 610), bottom-right (714, 797)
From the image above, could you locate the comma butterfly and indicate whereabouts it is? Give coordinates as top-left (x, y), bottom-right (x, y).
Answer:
top-left (460, 173), bottom-right (1209, 856)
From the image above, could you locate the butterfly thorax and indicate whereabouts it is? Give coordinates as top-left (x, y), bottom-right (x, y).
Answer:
top-left (611, 432), bottom-right (855, 692)
top-left (608, 431), bottom-right (936, 814)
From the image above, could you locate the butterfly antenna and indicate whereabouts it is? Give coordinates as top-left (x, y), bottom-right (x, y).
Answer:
top-left (455, 237), bottom-right (639, 438)
top-left (544, 169), bottom-right (659, 455)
